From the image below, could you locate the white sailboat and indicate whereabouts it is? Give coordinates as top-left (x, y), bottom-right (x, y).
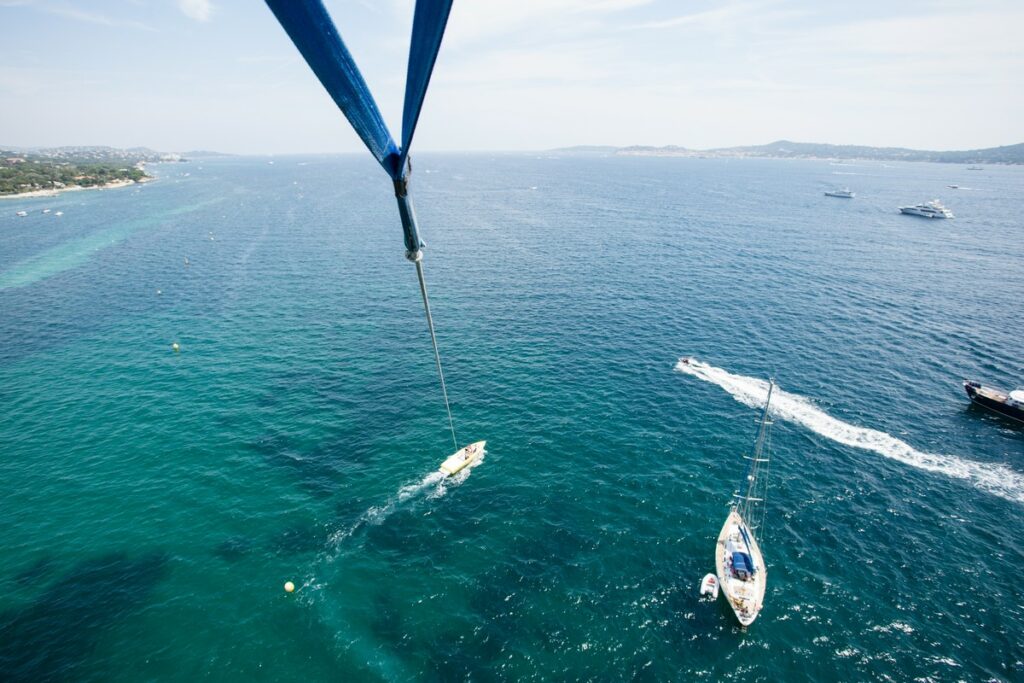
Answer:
top-left (715, 380), bottom-right (775, 627)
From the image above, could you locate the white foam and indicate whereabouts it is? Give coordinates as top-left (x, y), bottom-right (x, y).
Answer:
top-left (328, 449), bottom-right (486, 546)
top-left (675, 358), bottom-right (1024, 504)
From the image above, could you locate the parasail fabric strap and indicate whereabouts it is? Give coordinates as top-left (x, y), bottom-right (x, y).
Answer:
top-left (264, 0), bottom-right (400, 176)
top-left (265, 0), bottom-right (452, 181)
top-left (400, 0), bottom-right (454, 171)
top-left (265, 0), bottom-right (459, 450)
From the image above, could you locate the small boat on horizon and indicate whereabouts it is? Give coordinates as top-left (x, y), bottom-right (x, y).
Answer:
top-left (714, 378), bottom-right (775, 627)
top-left (439, 440), bottom-right (486, 477)
top-left (16, 210), bottom-right (27, 217)
top-left (963, 381), bottom-right (1024, 424)
top-left (899, 200), bottom-right (954, 219)
top-left (967, 166), bottom-right (983, 171)
top-left (824, 188), bottom-right (854, 198)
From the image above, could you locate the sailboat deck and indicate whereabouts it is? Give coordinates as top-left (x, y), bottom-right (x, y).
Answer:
top-left (715, 510), bottom-right (767, 626)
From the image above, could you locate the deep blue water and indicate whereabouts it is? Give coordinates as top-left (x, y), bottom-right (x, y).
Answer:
top-left (1, 154), bottom-right (1022, 681)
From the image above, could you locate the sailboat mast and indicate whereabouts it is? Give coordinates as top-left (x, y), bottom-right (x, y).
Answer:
top-left (736, 380), bottom-right (775, 523)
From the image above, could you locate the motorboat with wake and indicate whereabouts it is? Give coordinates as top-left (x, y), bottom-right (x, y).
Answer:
top-left (963, 381), bottom-right (1024, 424)
top-left (439, 441), bottom-right (486, 477)
top-left (715, 379), bottom-right (775, 627)
top-left (824, 188), bottom-right (854, 198)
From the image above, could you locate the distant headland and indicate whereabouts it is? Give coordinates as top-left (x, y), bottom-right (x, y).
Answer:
top-left (0, 146), bottom-right (225, 198)
top-left (551, 140), bottom-right (1024, 165)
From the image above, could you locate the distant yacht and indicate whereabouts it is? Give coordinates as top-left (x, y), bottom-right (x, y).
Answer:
top-left (16, 210), bottom-right (28, 217)
top-left (824, 188), bottom-right (854, 198)
top-left (947, 185), bottom-right (959, 189)
top-left (967, 166), bottom-right (983, 171)
top-left (899, 200), bottom-right (954, 219)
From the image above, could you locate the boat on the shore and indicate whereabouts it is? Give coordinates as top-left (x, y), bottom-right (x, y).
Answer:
top-left (439, 440), bottom-right (486, 477)
top-left (715, 379), bottom-right (775, 627)
top-left (824, 188), bottom-right (854, 198)
top-left (963, 381), bottom-right (1024, 424)
top-left (899, 200), bottom-right (954, 218)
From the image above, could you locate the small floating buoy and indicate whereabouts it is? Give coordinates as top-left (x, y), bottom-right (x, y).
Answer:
top-left (284, 581), bottom-right (295, 593)
top-left (172, 342), bottom-right (180, 353)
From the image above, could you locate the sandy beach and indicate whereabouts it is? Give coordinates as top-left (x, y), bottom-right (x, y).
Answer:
top-left (0, 177), bottom-right (152, 200)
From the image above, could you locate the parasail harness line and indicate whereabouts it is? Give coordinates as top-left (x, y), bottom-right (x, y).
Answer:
top-left (265, 0), bottom-right (461, 452)
top-left (395, 171), bottom-right (458, 452)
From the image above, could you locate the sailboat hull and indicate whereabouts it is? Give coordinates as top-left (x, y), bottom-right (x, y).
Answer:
top-left (715, 510), bottom-right (767, 627)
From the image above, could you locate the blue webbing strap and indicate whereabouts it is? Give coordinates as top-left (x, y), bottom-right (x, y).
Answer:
top-left (264, 0), bottom-right (400, 175)
top-left (400, 0), bottom-right (454, 172)
top-left (264, 0), bottom-right (459, 451)
top-left (264, 0), bottom-right (452, 181)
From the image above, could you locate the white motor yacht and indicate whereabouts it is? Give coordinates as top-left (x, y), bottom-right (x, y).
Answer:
top-left (899, 200), bottom-right (954, 219)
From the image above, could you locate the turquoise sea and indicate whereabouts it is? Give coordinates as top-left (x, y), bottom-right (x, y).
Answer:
top-left (1, 154), bottom-right (1022, 681)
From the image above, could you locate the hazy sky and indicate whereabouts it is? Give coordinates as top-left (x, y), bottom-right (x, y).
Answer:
top-left (1, 0), bottom-right (1021, 154)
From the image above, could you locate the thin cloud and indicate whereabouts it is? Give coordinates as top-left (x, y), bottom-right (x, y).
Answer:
top-left (629, 3), bottom-right (755, 30)
top-left (444, 0), bottom-right (654, 47)
top-left (178, 0), bottom-right (212, 22)
top-left (40, 3), bottom-right (154, 30)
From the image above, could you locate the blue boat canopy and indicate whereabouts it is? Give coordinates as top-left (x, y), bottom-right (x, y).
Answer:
top-left (732, 551), bottom-right (754, 577)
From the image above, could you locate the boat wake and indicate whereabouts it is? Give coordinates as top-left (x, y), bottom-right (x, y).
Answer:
top-left (328, 450), bottom-right (486, 547)
top-left (675, 358), bottom-right (1024, 504)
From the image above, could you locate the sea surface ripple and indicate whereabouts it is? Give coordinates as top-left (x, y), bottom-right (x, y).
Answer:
top-left (1, 155), bottom-right (1022, 681)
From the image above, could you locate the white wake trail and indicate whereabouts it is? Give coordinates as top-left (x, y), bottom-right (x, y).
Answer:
top-left (675, 358), bottom-right (1024, 505)
top-left (328, 450), bottom-right (486, 547)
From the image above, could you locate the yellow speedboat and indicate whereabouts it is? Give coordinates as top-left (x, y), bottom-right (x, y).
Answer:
top-left (439, 441), bottom-right (486, 477)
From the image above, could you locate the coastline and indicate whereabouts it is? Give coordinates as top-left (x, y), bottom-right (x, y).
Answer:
top-left (0, 177), bottom-right (154, 200)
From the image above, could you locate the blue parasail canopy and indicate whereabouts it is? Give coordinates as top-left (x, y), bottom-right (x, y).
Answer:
top-left (264, 0), bottom-right (454, 259)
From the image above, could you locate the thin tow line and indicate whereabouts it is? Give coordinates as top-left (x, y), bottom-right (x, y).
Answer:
top-left (414, 258), bottom-right (458, 452)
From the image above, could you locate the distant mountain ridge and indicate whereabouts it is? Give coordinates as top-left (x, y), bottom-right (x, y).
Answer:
top-left (552, 140), bottom-right (1024, 164)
